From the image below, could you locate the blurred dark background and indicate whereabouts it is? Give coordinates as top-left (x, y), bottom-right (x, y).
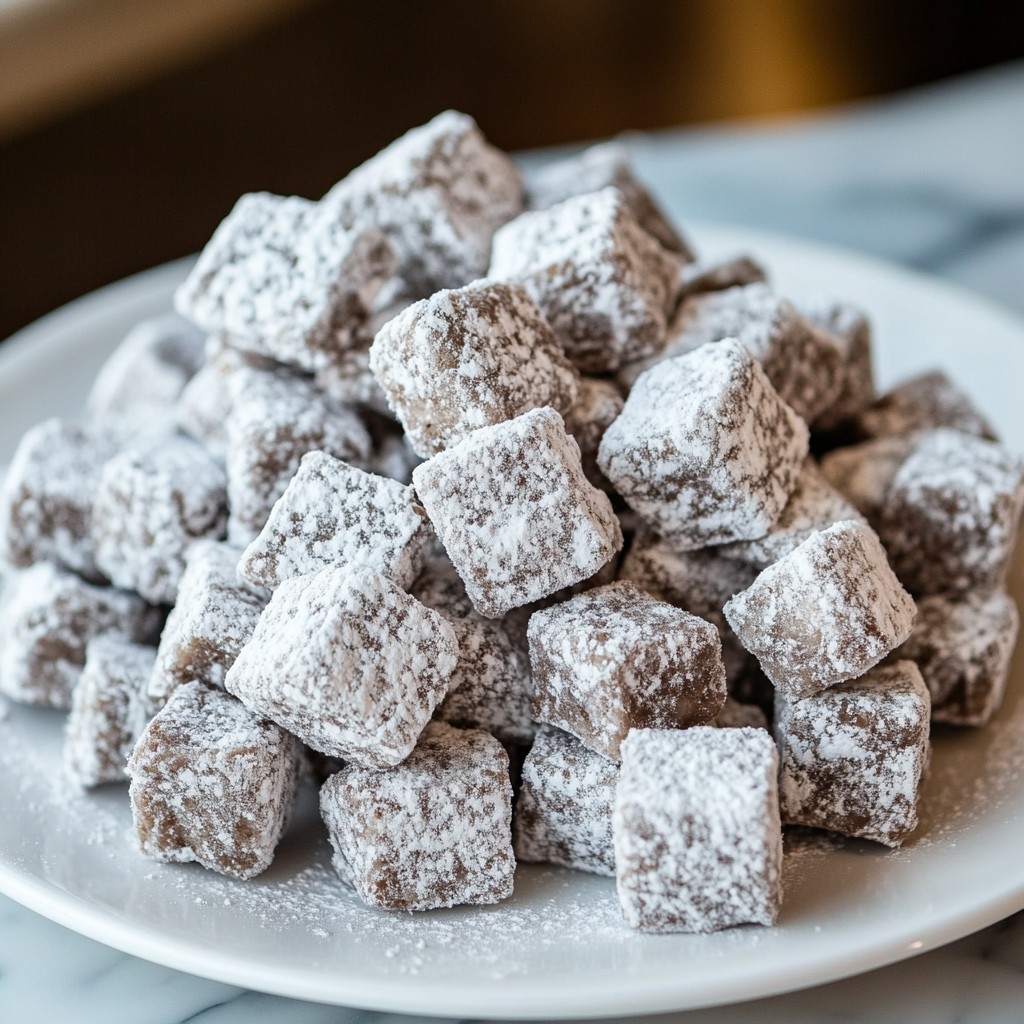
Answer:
top-left (1, 0), bottom-right (1023, 342)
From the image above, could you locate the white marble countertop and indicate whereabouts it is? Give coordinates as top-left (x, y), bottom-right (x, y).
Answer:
top-left (3, 60), bottom-right (1024, 1024)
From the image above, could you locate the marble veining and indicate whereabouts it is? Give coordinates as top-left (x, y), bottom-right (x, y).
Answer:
top-left (4, 57), bottom-right (1024, 1024)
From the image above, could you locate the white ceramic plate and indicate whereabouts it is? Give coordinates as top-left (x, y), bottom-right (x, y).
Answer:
top-left (2, 225), bottom-right (1024, 1019)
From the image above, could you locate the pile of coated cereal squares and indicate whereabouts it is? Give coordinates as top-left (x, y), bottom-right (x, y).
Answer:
top-left (1, 111), bottom-right (1021, 934)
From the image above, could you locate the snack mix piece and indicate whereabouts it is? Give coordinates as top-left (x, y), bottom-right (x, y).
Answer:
top-left (92, 435), bottom-right (228, 605)
top-left (774, 661), bottom-right (931, 846)
top-left (148, 540), bottom-right (268, 704)
top-left (323, 110), bottom-right (524, 295)
top-left (613, 726), bottom-right (782, 933)
top-left (619, 524), bottom-right (759, 685)
top-left (238, 450), bottom-right (434, 592)
top-left (716, 457), bottom-right (866, 569)
top-left (225, 565), bottom-right (458, 766)
top-left (489, 186), bottom-right (684, 374)
top-left (369, 279), bottom-right (580, 458)
top-left (1, 418), bottom-right (122, 581)
top-left (819, 435), bottom-right (917, 524)
top-left (529, 581), bottom-right (727, 760)
top-left (224, 364), bottom-right (371, 544)
top-left (412, 407), bottom-right (622, 618)
top-left (320, 720), bottom-right (515, 911)
top-left (525, 141), bottom-right (693, 257)
top-left (0, 561), bottom-right (158, 708)
top-left (893, 590), bottom-right (1019, 727)
top-left (878, 429), bottom-right (1024, 596)
top-left (513, 724), bottom-right (619, 876)
top-left (86, 313), bottom-right (206, 422)
top-left (857, 370), bottom-right (997, 442)
top-left (433, 615), bottom-right (535, 745)
top-left (562, 377), bottom-right (624, 492)
top-left (598, 339), bottom-right (808, 550)
top-left (801, 301), bottom-right (875, 432)
top-left (677, 255), bottom-right (766, 301)
top-left (175, 191), bottom-right (397, 372)
top-left (617, 283), bottom-right (842, 424)
top-left (65, 636), bottom-right (157, 787)
top-left (127, 681), bottom-right (300, 880)
top-left (724, 520), bottom-right (917, 700)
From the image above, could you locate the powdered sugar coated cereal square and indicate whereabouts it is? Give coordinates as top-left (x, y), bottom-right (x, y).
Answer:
top-left (774, 661), bottom-right (930, 846)
top-left (369, 279), bottom-right (580, 458)
top-left (878, 428), bottom-right (1024, 595)
top-left (724, 520), bottom-right (917, 699)
top-left (526, 141), bottom-right (692, 258)
top-left (716, 456), bottom-right (865, 569)
top-left (323, 110), bottom-right (523, 295)
top-left (225, 565), bottom-right (458, 766)
top-left (893, 590), bottom-right (1018, 727)
top-left (92, 435), bottom-right (228, 605)
top-left (513, 724), bottom-right (619, 876)
top-left (433, 615), bottom-right (535, 745)
top-left (613, 726), bottom-right (782, 932)
top-left (1, 418), bottom-right (122, 582)
top-left (530, 581), bottom-right (726, 759)
top-left (320, 720), bottom-right (514, 911)
top-left (148, 540), bottom-right (268, 703)
top-left (127, 681), bottom-right (300, 879)
top-left (412, 407), bottom-right (622, 618)
top-left (175, 192), bottom-right (397, 372)
top-left (65, 636), bottom-right (157, 787)
top-left (489, 187), bottom-right (683, 374)
top-left (0, 561), bottom-right (158, 708)
top-left (224, 365), bottom-right (370, 545)
top-left (239, 450), bottom-right (434, 592)
top-left (599, 339), bottom-right (808, 550)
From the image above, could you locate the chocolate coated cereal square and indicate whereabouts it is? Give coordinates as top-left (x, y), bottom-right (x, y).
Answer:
top-left (529, 581), bottom-right (727, 759)
top-left (127, 681), bottom-right (300, 879)
top-left (724, 520), bottom-right (916, 699)
top-left (774, 661), bottom-right (930, 846)
top-left (513, 724), bottom-right (619, 876)
top-left (412, 407), bottom-right (622, 618)
top-left (320, 720), bottom-right (515, 911)
top-left (613, 726), bottom-right (782, 932)
top-left (225, 565), bottom-right (458, 766)
top-left (599, 339), bottom-right (808, 550)
top-left (369, 279), bottom-right (580, 458)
